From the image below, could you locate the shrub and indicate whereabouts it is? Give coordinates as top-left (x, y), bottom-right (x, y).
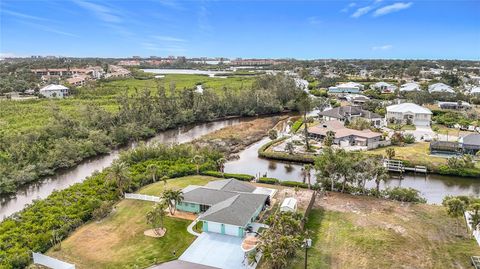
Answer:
top-left (382, 187), bottom-right (426, 203)
top-left (201, 171), bottom-right (254, 181)
top-left (280, 181), bottom-right (308, 188)
top-left (403, 133), bottom-right (415, 144)
top-left (436, 165), bottom-right (480, 178)
top-left (258, 177), bottom-right (279, 184)
top-left (92, 201), bottom-right (114, 220)
top-left (291, 119), bottom-right (303, 133)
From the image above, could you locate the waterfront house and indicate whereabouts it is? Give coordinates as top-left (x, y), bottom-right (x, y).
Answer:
top-left (177, 179), bottom-right (270, 237)
top-left (318, 106), bottom-right (384, 128)
top-left (459, 133), bottom-right (480, 155)
top-left (385, 103), bottom-right (432, 126)
top-left (438, 101), bottom-right (471, 110)
top-left (428, 83), bottom-right (455, 93)
top-left (328, 82), bottom-right (364, 94)
top-left (39, 84), bottom-right (69, 98)
top-left (308, 120), bottom-right (384, 149)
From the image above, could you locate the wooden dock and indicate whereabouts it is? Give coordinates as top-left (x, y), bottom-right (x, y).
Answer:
top-left (383, 159), bottom-right (427, 174)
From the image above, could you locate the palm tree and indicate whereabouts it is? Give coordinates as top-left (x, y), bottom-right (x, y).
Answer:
top-left (285, 142), bottom-right (295, 155)
top-left (107, 161), bottom-right (130, 196)
top-left (373, 164), bottom-right (389, 195)
top-left (216, 157), bottom-right (226, 177)
top-left (146, 201), bottom-right (168, 236)
top-left (146, 164), bottom-right (160, 183)
top-left (161, 175), bottom-right (169, 186)
top-left (385, 148), bottom-right (396, 160)
top-left (296, 91), bottom-right (312, 151)
top-left (192, 155), bottom-right (204, 175)
top-left (304, 164), bottom-right (313, 189)
top-left (162, 189), bottom-right (184, 215)
top-left (268, 129), bottom-right (278, 140)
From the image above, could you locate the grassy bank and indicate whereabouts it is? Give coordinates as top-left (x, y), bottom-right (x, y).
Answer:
top-left (290, 192), bottom-right (480, 269)
top-left (257, 136), bottom-right (316, 163)
top-left (47, 176), bottom-right (216, 269)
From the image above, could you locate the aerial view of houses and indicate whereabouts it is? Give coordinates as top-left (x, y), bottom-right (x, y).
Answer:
top-left (1, 1), bottom-right (480, 269)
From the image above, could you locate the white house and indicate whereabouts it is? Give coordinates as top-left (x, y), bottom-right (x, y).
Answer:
top-left (428, 83), bottom-right (455, 93)
top-left (39, 84), bottom-right (69, 98)
top-left (371, 82), bottom-right (397, 93)
top-left (470, 86), bottom-right (480, 96)
top-left (328, 82), bottom-right (364, 94)
top-left (280, 197), bottom-right (297, 212)
top-left (386, 102), bottom-right (432, 126)
top-left (399, 82), bottom-right (421, 92)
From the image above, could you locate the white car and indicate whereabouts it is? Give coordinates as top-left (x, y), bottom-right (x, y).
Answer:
top-left (422, 134), bottom-right (432, 142)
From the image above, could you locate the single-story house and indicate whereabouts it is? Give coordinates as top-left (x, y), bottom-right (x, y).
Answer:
top-left (177, 179), bottom-right (270, 237)
top-left (345, 94), bottom-right (370, 105)
top-left (39, 84), bottom-right (69, 98)
top-left (308, 120), bottom-right (383, 149)
top-left (280, 198), bottom-right (297, 212)
top-left (428, 83), bottom-right (455, 94)
top-left (328, 82), bottom-right (364, 94)
top-left (371, 82), bottom-right (397, 93)
top-left (385, 102), bottom-right (432, 126)
top-left (318, 106), bottom-right (384, 128)
top-left (438, 101), bottom-right (471, 110)
top-left (400, 82), bottom-right (421, 92)
top-left (471, 86), bottom-right (480, 96)
top-left (459, 133), bottom-right (480, 155)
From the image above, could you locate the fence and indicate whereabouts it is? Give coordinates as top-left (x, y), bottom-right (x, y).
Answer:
top-left (32, 252), bottom-right (75, 269)
top-left (465, 211), bottom-right (480, 246)
top-left (124, 193), bottom-right (161, 202)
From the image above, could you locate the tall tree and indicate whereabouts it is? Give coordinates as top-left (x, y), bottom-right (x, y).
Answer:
top-left (146, 164), bottom-right (160, 183)
top-left (107, 161), bottom-right (130, 196)
top-left (162, 189), bottom-right (184, 215)
top-left (216, 157), bottom-right (226, 177)
top-left (191, 155), bottom-right (204, 175)
top-left (146, 201), bottom-right (168, 236)
top-left (296, 91), bottom-right (312, 150)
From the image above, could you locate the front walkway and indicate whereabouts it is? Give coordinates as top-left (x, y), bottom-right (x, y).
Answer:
top-left (187, 218), bottom-right (201, 236)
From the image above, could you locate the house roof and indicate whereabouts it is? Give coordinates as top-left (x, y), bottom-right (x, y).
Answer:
top-left (428, 83), bottom-right (454, 93)
top-left (182, 187), bottom-right (238, 206)
top-left (308, 120), bottom-right (382, 139)
top-left (199, 193), bottom-right (268, 227)
top-left (471, 87), bottom-right (480, 94)
top-left (318, 106), bottom-right (382, 120)
top-left (39, 84), bottom-right (69, 92)
top-left (373, 82), bottom-right (396, 88)
top-left (336, 82), bottom-right (363, 89)
top-left (400, 82), bottom-right (421, 92)
top-left (204, 178), bottom-right (256, 193)
top-left (386, 103), bottom-right (432, 114)
top-left (459, 133), bottom-right (480, 146)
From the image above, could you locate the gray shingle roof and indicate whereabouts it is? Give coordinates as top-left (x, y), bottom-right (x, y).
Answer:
top-left (204, 178), bottom-right (256, 193)
top-left (318, 106), bottom-right (381, 120)
top-left (461, 133), bottom-right (480, 146)
top-left (182, 187), bottom-right (238, 206)
top-left (199, 193), bottom-right (268, 227)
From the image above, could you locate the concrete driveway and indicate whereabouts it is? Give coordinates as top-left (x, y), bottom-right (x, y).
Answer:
top-left (179, 232), bottom-right (247, 269)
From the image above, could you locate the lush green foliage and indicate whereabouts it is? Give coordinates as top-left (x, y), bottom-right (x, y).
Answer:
top-left (258, 137), bottom-right (316, 163)
top-left (382, 187), bottom-right (426, 203)
top-left (0, 144), bottom-right (221, 268)
top-left (280, 181), bottom-right (309, 188)
top-left (0, 73), bottom-right (302, 195)
top-left (200, 170), bottom-right (254, 181)
top-left (291, 118), bottom-right (303, 133)
top-left (258, 177), bottom-right (280, 184)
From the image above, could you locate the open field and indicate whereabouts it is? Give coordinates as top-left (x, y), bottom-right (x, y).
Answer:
top-left (290, 192), bottom-right (480, 269)
top-left (0, 75), bottom-right (256, 134)
top-left (47, 175), bottom-right (217, 269)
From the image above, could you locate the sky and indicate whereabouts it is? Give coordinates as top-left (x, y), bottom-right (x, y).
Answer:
top-left (0, 0), bottom-right (479, 60)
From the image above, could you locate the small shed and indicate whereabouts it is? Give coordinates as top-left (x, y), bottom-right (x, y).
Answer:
top-left (280, 197), bottom-right (297, 212)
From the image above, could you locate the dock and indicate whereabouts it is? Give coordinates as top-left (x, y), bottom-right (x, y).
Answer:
top-left (383, 159), bottom-right (427, 174)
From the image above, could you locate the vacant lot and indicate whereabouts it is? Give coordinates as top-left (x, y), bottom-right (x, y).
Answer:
top-left (47, 176), bottom-right (217, 269)
top-left (290, 192), bottom-right (480, 269)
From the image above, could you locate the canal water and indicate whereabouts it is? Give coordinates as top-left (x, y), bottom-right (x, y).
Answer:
top-left (0, 118), bottom-right (247, 220)
top-left (224, 132), bottom-right (480, 205)
top-left (2, 116), bottom-right (479, 220)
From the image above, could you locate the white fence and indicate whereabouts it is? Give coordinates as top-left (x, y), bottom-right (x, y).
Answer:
top-left (465, 211), bottom-right (480, 246)
top-left (32, 252), bottom-right (75, 269)
top-left (124, 193), bottom-right (161, 202)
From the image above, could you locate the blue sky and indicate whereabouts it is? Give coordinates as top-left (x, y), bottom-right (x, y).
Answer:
top-left (1, 0), bottom-right (479, 59)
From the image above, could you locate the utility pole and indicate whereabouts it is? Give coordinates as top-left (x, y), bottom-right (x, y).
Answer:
top-left (303, 237), bottom-right (312, 269)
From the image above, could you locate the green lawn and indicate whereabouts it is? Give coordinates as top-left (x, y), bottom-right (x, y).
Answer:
top-left (290, 194), bottom-right (480, 269)
top-left (47, 175), bottom-right (216, 269)
top-left (387, 123), bottom-right (416, 131)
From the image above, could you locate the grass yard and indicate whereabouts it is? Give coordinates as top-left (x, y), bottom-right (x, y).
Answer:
top-left (387, 123), bottom-right (416, 131)
top-left (366, 142), bottom-right (447, 168)
top-left (47, 175), bottom-right (216, 269)
top-left (432, 124), bottom-right (475, 137)
top-left (290, 192), bottom-right (480, 269)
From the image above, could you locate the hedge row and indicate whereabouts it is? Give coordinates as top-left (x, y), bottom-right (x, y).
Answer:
top-left (436, 165), bottom-right (480, 178)
top-left (258, 177), bottom-right (279, 184)
top-left (201, 171), bottom-right (254, 181)
top-left (258, 137), bottom-right (315, 164)
top-left (279, 181), bottom-right (309, 188)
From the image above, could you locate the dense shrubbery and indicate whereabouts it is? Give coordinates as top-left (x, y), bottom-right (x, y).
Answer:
top-left (258, 177), bottom-right (279, 184)
top-left (0, 73), bottom-right (303, 195)
top-left (382, 187), bottom-right (426, 203)
top-left (436, 165), bottom-right (480, 178)
top-left (0, 144), bottom-right (221, 269)
top-left (279, 181), bottom-right (309, 188)
top-left (200, 171), bottom-right (254, 181)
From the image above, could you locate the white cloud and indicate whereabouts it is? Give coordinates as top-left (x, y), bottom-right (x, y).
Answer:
top-left (341, 2), bottom-right (356, 12)
top-left (2, 9), bottom-right (50, 21)
top-left (153, 35), bottom-right (186, 42)
top-left (372, 44), bottom-right (393, 51)
top-left (307, 16), bottom-right (322, 25)
top-left (373, 2), bottom-right (413, 17)
top-left (73, 0), bottom-right (122, 23)
top-left (351, 6), bottom-right (373, 18)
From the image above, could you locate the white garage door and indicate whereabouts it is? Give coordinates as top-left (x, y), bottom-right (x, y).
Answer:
top-left (207, 222), bottom-right (222, 233)
top-left (414, 119), bottom-right (430, 126)
top-left (224, 224), bottom-right (240, 236)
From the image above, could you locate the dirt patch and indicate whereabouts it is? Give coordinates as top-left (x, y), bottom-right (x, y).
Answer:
top-left (144, 228), bottom-right (166, 238)
top-left (168, 210), bottom-right (197, 220)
